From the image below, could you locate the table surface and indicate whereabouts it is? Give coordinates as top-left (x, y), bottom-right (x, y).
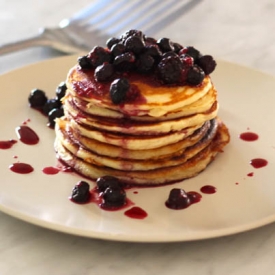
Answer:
top-left (1, 0), bottom-right (275, 274)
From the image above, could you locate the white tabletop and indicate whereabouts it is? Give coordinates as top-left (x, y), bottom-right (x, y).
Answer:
top-left (1, 0), bottom-right (275, 274)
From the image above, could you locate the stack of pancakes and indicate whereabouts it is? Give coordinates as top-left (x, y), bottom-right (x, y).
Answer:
top-left (54, 64), bottom-right (230, 185)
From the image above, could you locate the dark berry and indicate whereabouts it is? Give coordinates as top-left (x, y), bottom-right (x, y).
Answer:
top-left (88, 46), bottom-right (112, 68)
top-left (102, 186), bottom-right (126, 208)
top-left (187, 65), bottom-right (205, 85)
top-left (94, 63), bottom-right (114, 82)
top-left (172, 42), bottom-right (183, 53)
top-left (162, 51), bottom-right (178, 58)
top-left (144, 44), bottom-right (162, 60)
top-left (55, 81), bottom-right (67, 101)
top-left (157, 37), bottom-right (174, 52)
top-left (136, 53), bottom-right (155, 73)
top-left (144, 36), bottom-right (157, 44)
top-left (28, 89), bottom-right (48, 108)
top-left (179, 46), bottom-right (201, 61)
top-left (106, 37), bottom-right (120, 49)
top-left (111, 43), bottom-right (126, 57)
top-left (48, 107), bottom-right (64, 128)
top-left (78, 55), bottom-right (92, 69)
top-left (110, 78), bottom-right (130, 104)
top-left (179, 54), bottom-right (194, 67)
top-left (165, 188), bottom-right (191, 209)
top-left (71, 181), bottom-right (90, 203)
top-left (158, 56), bottom-right (183, 84)
top-left (43, 98), bottom-right (61, 115)
top-left (96, 175), bottom-right (122, 192)
top-left (196, 55), bottom-right (217, 75)
top-left (124, 35), bottom-right (145, 54)
top-left (121, 29), bottom-right (143, 41)
top-left (113, 52), bottom-right (135, 72)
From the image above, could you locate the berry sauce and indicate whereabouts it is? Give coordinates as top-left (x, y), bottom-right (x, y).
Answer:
top-left (0, 139), bottom-right (17, 149)
top-left (250, 158), bottom-right (268, 169)
top-left (124, 206), bottom-right (148, 219)
top-left (200, 185), bottom-right (217, 194)
top-left (42, 166), bottom-right (60, 175)
top-left (15, 125), bottom-right (39, 145)
top-left (247, 172), bottom-right (254, 177)
top-left (239, 132), bottom-right (259, 142)
top-left (9, 163), bottom-right (34, 174)
top-left (187, 191), bottom-right (202, 204)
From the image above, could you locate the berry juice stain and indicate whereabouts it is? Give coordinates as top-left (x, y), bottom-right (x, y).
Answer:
top-left (250, 158), bottom-right (268, 169)
top-left (124, 206), bottom-right (148, 219)
top-left (15, 125), bottom-right (39, 145)
top-left (239, 132), bottom-right (259, 141)
top-left (42, 166), bottom-right (60, 175)
top-left (247, 172), bottom-right (254, 177)
top-left (0, 139), bottom-right (17, 149)
top-left (9, 163), bottom-right (34, 174)
top-left (200, 185), bottom-right (217, 194)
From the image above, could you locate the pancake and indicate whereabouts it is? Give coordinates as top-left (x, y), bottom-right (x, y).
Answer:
top-left (54, 30), bottom-right (230, 186)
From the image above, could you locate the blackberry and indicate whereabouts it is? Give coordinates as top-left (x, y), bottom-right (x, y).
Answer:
top-left (113, 52), bottom-right (135, 72)
top-left (124, 35), bottom-right (145, 54)
top-left (43, 98), bottom-right (61, 115)
top-left (111, 43), bottom-right (126, 57)
top-left (165, 188), bottom-right (191, 209)
top-left (78, 55), bottom-right (92, 69)
top-left (48, 107), bottom-right (64, 128)
top-left (94, 63), bottom-right (114, 82)
top-left (96, 175), bottom-right (122, 192)
top-left (136, 53), bottom-right (155, 73)
top-left (102, 186), bottom-right (126, 208)
top-left (110, 78), bottom-right (130, 104)
top-left (157, 37), bottom-right (174, 52)
top-left (187, 65), bottom-right (205, 86)
top-left (196, 55), bottom-right (217, 75)
top-left (158, 56), bottom-right (183, 84)
top-left (55, 81), bottom-right (67, 101)
top-left (106, 37), bottom-right (120, 49)
top-left (88, 46), bottom-right (112, 68)
top-left (28, 89), bottom-right (48, 108)
top-left (71, 181), bottom-right (90, 203)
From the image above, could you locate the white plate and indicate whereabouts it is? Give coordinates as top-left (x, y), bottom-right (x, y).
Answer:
top-left (1, 55), bottom-right (275, 243)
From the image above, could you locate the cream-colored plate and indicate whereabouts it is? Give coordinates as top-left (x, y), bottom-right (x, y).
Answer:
top-left (0, 55), bottom-right (275, 242)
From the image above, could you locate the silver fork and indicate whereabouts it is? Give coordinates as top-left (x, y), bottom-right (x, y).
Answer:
top-left (0, 0), bottom-right (202, 56)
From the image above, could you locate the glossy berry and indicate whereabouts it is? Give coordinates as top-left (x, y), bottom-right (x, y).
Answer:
top-left (94, 63), bottom-right (114, 82)
top-left (165, 188), bottom-right (191, 209)
top-left (196, 55), bottom-right (217, 75)
top-left (78, 55), bottom-right (92, 69)
top-left (102, 186), bottom-right (126, 207)
top-left (179, 54), bottom-right (194, 67)
top-left (28, 89), bottom-right (48, 108)
top-left (110, 78), bottom-right (130, 104)
top-left (106, 37), bottom-right (120, 49)
top-left (121, 29), bottom-right (143, 41)
top-left (162, 51), bottom-right (178, 59)
top-left (113, 52), bottom-right (135, 72)
top-left (136, 53), bottom-right (155, 73)
top-left (48, 107), bottom-right (64, 128)
top-left (172, 42), bottom-right (183, 53)
top-left (144, 44), bottom-right (162, 60)
top-left (158, 56), bottom-right (183, 84)
top-left (111, 43), bottom-right (126, 57)
top-left (157, 37), bottom-right (174, 52)
top-left (96, 175), bottom-right (122, 192)
top-left (187, 65), bottom-right (205, 85)
top-left (88, 46), bottom-right (112, 68)
top-left (71, 181), bottom-right (90, 203)
top-left (55, 81), bottom-right (67, 101)
top-left (124, 35), bottom-right (145, 54)
top-left (179, 46), bottom-right (201, 61)
top-left (43, 98), bottom-right (61, 115)
top-left (144, 36), bottom-right (157, 44)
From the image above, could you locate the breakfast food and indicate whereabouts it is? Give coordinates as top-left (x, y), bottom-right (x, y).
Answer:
top-left (54, 30), bottom-right (230, 186)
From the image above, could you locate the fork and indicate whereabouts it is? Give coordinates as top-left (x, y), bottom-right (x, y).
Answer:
top-left (0, 0), bottom-right (202, 56)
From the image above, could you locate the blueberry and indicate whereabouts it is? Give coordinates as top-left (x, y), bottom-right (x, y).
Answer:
top-left (120, 29), bottom-right (143, 41)
top-left (124, 35), bottom-right (145, 54)
top-left (96, 175), bottom-right (122, 192)
top-left (113, 52), bottom-right (135, 72)
top-left (94, 63), bottom-right (114, 82)
top-left (88, 46), bottom-right (112, 68)
top-left (136, 53), bottom-right (155, 73)
top-left (48, 107), bottom-right (64, 128)
top-left (111, 43), bottom-right (126, 57)
top-left (144, 44), bottom-right (162, 60)
top-left (157, 37), bottom-right (174, 52)
top-left (196, 55), bottom-right (217, 75)
top-left (106, 37), bottom-right (120, 49)
top-left (158, 56), bottom-right (183, 84)
top-left (78, 55), bottom-right (93, 69)
top-left (179, 46), bottom-right (201, 61)
top-left (102, 186), bottom-right (126, 207)
top-left (28, 89), bottom-right (48, 108)
top-left (144, 36), bottom-right (157, 44)
top-left (43, 98), bottom-right (61, 115)
top-left (109, 78), bottom-right (130, 104)
top-left (179, 54), bottom-right (194, 67)
top-left (71, 181), bottom-right (90, 203)
top-left (162, 51), bottom-right (178, 59)
top-left (165, 188), bottom-right (191, 209)
top-left (187, 65), bottom-right (205, 85)
top-left (172, 42), bottom-right (183, 53)
top-left (55, 81), bottom-right (67, 101)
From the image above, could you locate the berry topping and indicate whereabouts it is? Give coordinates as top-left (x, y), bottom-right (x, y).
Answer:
top-left (106, 37), bottom-right (121, 49)
top-left (110, 78), bottom-right (130, 104)
top-left (78, 55), bottom-right (92, 69)
top-left (96, 175), bottom-right (122, 192)
top-left (113, 52), bottom-right (135, 72)
top-left (124, 35), bottom-right (145, 54)
top-left (157, 37), bottom-right (174, 52)
top-left (136, 53), bottom-right (155, 73)
top-left (179, 46), bottom-right (201, 61)
top-left (111, 43), bottom-right (126, 57)
top-left (121, 29), bottom-right (143, 40)
top-left (101, 186), bottom-right (126, 208)
top-left (165, 188), bottom-right (191, 209)
top-left (94, 63), bottom-right (114, 82)
top-left (196, 55), bottom-right (217, 75)
top-left (71, 181), bottom-right (91, 203)
top-left (55, 81), bottom-right (67, 101)
top-left (187, 65), bottom-right (205, 86)
top-left (28, 89), bottom-right (48, 108)
top-left (144, 44), bottom-right (162, 60)
top-left (172, 42), bottom-right (183, 53)
top-left (48, 107), bottom-right (64, 128)
top-left (43, 98), bottom-right (61, 115)
top-left (180, 54), bottom-right (194, 67)
top-left (88, 46), bottom-right (112, 68)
